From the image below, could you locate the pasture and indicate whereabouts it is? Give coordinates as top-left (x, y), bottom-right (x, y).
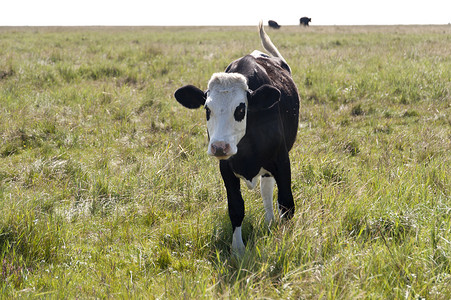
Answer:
top-left (0, 25), bottom-right (450, 298)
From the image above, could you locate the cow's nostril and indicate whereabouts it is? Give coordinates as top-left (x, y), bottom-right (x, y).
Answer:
top-left (211, 144), bottom-right (218, 154)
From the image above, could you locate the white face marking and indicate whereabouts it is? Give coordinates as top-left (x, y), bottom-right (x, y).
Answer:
top-left (205, 73), bottom-right (248, 159)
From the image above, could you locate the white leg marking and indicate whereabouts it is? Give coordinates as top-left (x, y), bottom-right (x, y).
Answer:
top-left (261, 176), bottom-right (276, 224)
top-left (232, 226), bottom-right (245, 256)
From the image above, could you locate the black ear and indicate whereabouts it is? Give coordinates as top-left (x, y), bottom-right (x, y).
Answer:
top-left (174, 85), bottom-right (206, 109)
top-left (248, 84), bottom-right (280, 111)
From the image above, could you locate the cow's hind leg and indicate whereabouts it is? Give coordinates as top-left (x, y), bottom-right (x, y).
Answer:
top-left (260, 174), bottom-right (275, 224)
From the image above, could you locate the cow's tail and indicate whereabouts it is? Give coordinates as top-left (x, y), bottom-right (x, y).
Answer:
top-left (258, 20), bottom-right (287, 66)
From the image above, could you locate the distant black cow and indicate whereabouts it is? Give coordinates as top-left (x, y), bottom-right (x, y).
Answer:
top-left (300, 17), bottom-right (311, 26)
top-left (268, 20), bottom-right (281, 29)
top-left (174, 22), bottom-right (299, 256)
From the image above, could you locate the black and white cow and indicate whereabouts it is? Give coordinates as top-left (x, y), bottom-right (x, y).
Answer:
top-left (300, 17), bottom-right (312, 26)
top-left (174, 22), bottom-right (299, 256)
top-left (268, 20), bottom-right (281, 29)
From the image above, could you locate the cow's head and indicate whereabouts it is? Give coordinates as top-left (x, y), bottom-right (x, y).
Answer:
top-left (175, 72), bottom-right (280, 160)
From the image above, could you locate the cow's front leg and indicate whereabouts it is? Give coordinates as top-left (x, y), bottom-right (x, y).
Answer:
top-left (220, 160), bottom-right (245, 256)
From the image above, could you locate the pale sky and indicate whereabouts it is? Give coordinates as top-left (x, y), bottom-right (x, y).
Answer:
top-left (1, 0), bottom-right (450, 26)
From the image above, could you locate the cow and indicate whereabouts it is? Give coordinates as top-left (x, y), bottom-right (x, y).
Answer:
top-left (268, 20), bottom-right (281, 29)
top-left (174, 21), bottom-right (299, 256)
top-left (300, 17), bottom-right (312, 26)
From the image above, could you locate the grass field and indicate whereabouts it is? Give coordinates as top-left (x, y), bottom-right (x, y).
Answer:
top-left (0, 25), bottom-right (450, 298)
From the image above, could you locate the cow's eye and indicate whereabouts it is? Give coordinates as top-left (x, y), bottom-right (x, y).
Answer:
top-left (234, 103), bottom-right (246, 122)
top-left (205, 105), bottom-right (211, 121)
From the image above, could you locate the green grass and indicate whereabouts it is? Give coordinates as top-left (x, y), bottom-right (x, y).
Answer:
top-left (0, 25), bottom-right (450, 298)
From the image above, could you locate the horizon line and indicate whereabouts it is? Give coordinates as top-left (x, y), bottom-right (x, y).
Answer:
top-left (1, 23), bottom-right (450, 27)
